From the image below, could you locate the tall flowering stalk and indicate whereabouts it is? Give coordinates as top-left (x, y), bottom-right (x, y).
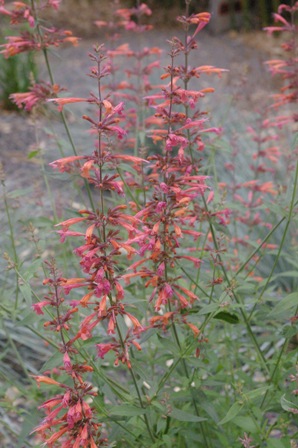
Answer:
top-left (257, 2), bottom-right (298, 412)
top-left (122, 13), bottom-right (228, 446)
top-left (125, 10), bottom-right (225, 323)
top-left (264, 2), bottom-right (298, 130)
top-left (34, 44), bottom-right (157, 444)
top-left (32, 260), bottom-right (106, 447)
top-left (95, 2), bottom-right (162, 204)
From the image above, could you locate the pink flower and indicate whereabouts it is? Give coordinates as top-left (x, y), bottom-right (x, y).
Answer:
top-left (96, 343), bottom-right (116, 359)
top-left (166, 133), bottom-right (188, 150)
top-left (10, 82), bottom-right (64, 111)
top-left (63, 352), bottom-right (72, 372)
top-left (32, 300), bottom-right (51, 315)
top-left (49, 155), bottom-right (85, 172)
top-left (47, 96), bottom-right (93, 111)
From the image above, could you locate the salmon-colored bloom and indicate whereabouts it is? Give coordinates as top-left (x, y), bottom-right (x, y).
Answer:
top-left (33, 375), bottom-right (63, 387)
top-left (47, 96), bottom-right (93, 111)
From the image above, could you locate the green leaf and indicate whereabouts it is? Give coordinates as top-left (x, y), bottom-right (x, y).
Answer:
top-left (109, 404), bottom-right (146, 417)
top-left (213, 311), bottom-right (239, 324)
top-left (268, 292), bottom-right (298, 317)
top-left (27, 149), bottom-right (40, 159)
top-left (170, 407), bottom-right (207, 422)
top-left (198, 303), bottom-right (219, 315)
top-left (233, 416), bottom-right (258, 433)
top-left (280, 394), bottom-right (297, 413)
top-left (200, 401), bottom-right (219, 423)
top-left (19, 283), bottom-right (32, 306)
top-left (157, 334), bottom-right (178, 353)
top-left (267, 439), bottom-right (287, 448)
top-left (41, 351), bottom-right (62, 372)
top-left (161, 435), bottom-right (173, 448)
top-left (7, 188), bottom-right (31, 199)
top-left (15, 311), bottom-right (37, 326)
top-left (218, 402), bottom-right (243, 425)
top-left (156, 416), bottom-right (167, 435)
top-left (244, 385), bottom-right (272, 401)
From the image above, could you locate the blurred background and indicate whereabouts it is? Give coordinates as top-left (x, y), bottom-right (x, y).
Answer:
top-left (41, 0), bottom-right (293, 37)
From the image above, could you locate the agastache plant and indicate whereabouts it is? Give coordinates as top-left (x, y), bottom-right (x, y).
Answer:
top-left (35, 44), bottom-right (157, 445)
top-left (2, 0), bottom-right (298, 446)
top-left (29, 7), bottom-right (229, 446)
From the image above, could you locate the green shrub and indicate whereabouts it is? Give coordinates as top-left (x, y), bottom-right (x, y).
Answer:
top-left (0, 52), bottom-right (37, 111)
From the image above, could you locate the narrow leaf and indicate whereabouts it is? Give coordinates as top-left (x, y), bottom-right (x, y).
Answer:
top-left (170, 407), bottom-right (206, 422)
top-left (268, 292), bottom-right (298, 317)
top-left (27, 150), bottom-right (40, 159)
top-left (280, 394), bottom-right (297, 413)
top-left (244, 385), bottom-right (272, 401)
top-left (19, 283), bottom-right (32, 306)
top-left (109, 404), bottom-right (146, 417)
top-left (233, 416), bottom-right (258, 433)
top-left (213, 311), bottom-right (239, 324)
top-left (218, 402), bottom-right (243, 425)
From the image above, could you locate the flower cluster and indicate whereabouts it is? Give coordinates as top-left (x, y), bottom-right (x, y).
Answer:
top-left (32, 261), bottom-right (107, 447)
top-left (121, 12), bottom-right (228, 337)
top-left (10, 81), bottom-right (64, 111)
top-left (0, 0), bottom-right (78, 112)
top-left (47, 46), bottom-right (145, 368)
top-left (0, 25), bottom-right (78, 58)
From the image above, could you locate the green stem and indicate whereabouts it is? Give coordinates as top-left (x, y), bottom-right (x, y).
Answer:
top-left (178, 263), bottom-right (211, 299)
top-left (2, 180), bottom-right (19, 313)
top-left (115, 321), bottom-right (156, 443)
top-left (117, 167), bottom-right (142, 209)
top-left (42, 48), bottom-right (96, 212)
top-left (249, 158), bottom-right (298, 321)
top-left (201, 195), bottom-right (270, 374)
top-left (260, 158), bottom-right (298, 408)
top-left (2, 320), bottom-right (34, 383)
top-left (234, 199), bottom-right (298, 279)
top-left (0, 419), bottom-right (31, 447)
top-left (168, 303), bottom-right (209, 446)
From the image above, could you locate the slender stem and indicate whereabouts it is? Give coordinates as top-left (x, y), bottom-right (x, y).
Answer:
top-left (233, 199), bottom-right (298, 279)
top-left (94, 52), bottom-right (155, 443)
top-left (178, 263), bottom-right (211, 299)
top-left (2, 180), bottom-right (19, 313)
top-left (30, 0), bottom-right (95, 211)
top-left (2, 320), bottom-right (34, 383)
top-left (115, 321), bottom-right (156, 443)
top-left (201, 195), bottom-right (270, 374)
top-left (260, 157), bottom-right (298, 408)
top-left (117, 167), bottom-right (142, 209)
top-left (249, 157), bottom-right (298, 321)
top-left (167, 300), bottom-right (208, 446)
